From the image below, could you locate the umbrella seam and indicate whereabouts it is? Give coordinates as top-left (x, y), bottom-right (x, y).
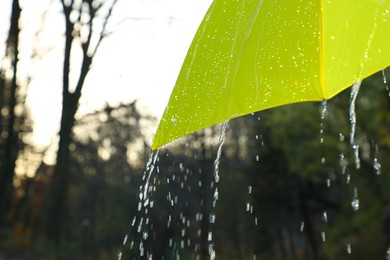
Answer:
top-left (319, 0), bottom-right (327, 99)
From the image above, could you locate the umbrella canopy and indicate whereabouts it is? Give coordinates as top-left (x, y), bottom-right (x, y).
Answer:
top-left (152, 0), bottom-right (390, 150)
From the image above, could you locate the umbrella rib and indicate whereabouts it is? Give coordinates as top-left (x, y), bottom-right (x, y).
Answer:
top-left (224, 1), bottom-right (247, 119)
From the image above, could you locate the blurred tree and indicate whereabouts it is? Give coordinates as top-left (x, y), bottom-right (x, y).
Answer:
top-left (0, 0), bottom-right (22, 225)
top-left (64, 101), bottom-right (152, 257)
top-left (43, 0), bottom-right (118, 242)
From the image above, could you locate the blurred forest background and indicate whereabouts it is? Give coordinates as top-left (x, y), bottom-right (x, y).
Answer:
top-left (1, 0), bottom-right (390, 259)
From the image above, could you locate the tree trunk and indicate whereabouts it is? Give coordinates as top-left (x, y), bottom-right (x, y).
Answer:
top-left (0, 0), bottom-right (21, 224)
top-left (43, 4), bottom-right (80, 241)
top-left (44, 97), bottom-right (77, 241)
top-left (42, 0), bottom-right (116, 243)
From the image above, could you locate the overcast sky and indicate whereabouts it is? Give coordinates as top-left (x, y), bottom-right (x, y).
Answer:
top-left (1, 0), bottom-right (212, 146)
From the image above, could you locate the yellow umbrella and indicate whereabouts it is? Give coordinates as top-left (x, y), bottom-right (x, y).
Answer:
top-left (152, 0), bottom-right (390, 150)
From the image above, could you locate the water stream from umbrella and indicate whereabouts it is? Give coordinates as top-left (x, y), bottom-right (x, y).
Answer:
top-left (119, 74), bottom-right (389, 258)
top-left (383, 69), bottom-right (389, 97)
top-left (119, 122), bottom-right (229, 259)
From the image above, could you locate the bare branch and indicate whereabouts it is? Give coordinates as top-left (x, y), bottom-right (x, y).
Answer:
top-left (81, 1), bottom-right (93, 54)
top-left (60, 0), bottom-right (75, 95)
top-left (73, 0), bottom-right (118, 98)
top-left (91, 0), bottom-right (118, 57)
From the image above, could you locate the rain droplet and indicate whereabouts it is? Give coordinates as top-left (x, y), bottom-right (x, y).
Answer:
top-left (321, 231), bottom-right (326, 242)
top-left (171, 117), bottom-right (177, 125)
top-left (322, 211), bottom-right (328, 223)
top-left (352, 187), bottom-right (359, 211)
top-left (122, 235), bottom-right (128, 245)
top-left (374, 158), bottom-right (381, 175)
top-left (143, 231), bottom-right (148, 240)
top-left (382, 69), bottom-right (389, 97)
top-left (208, 232), bottom-right (213, 241)
top-left (347, 243), bottom-right (352, 254)
top-left (300, 222), bottom-right (305, 232)
top-left (210, 213), bottom-right (216, 223)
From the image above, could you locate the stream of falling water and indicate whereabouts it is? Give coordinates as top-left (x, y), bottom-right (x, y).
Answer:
top-left (320, 100), bottom-right (327, 145)
top-left (208, 121), bottom-right (229, 259)
top-left (349, 81), bottom-right (362, 170)
top-left (383, 69), bottom-right (389, 97)
top-left (119, 150), bottom-right (160, 260)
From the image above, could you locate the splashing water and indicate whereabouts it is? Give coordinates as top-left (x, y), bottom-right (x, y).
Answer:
top-left (349, 81), bottom-right (362, 169)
